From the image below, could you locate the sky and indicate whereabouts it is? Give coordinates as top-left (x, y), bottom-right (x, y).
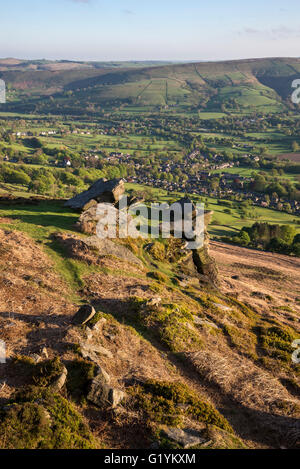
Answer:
top-left (1, 0), bottom-right (300, 61)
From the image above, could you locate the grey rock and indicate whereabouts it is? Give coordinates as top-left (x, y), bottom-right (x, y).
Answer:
top-left (0, 381), bottom-right (6, 391)
top-left (3, 321), bottom-right (15, 328)
top-left (40, 347), bottom-right (48, 359)
top-left (147, 297), bottom-right (162, 307)
top-left (162, 427), bottom-right (210, 449)
top-left (72, 305), bottom-right (96, 326)
top-left (76, 202), bottom-right (133, 238)
top-left (29, 353), bottom-right (42, 364)
top-left (96, 203), bottom-right (134, 238)
top-left (88, 379), bottom-right (125, 408)
top-left (85, 236), bottom-right (142, 267)
top-left (213, 303), bottom-right (232, 312)
top-left (91, 317), bottom-right (107, 331)
top-left (75, 205), bottom-right (98, 235)
top-left (76, 202), bottom-right (133, 237)
top-left (82, 199), bottom-right (98, 212)
top-left (51, 365), bottom-right (67, 391)
top-left (92, 367), bottom-right (111, 386)
top-left (163, 196), bottom-right (218, 286)
top-left (65, 178), bottom-right (125, 210)
top-left (80, 342), bottom-right (113, 360)
top-left (40, 406), bottom-right (52, 424)
top-left (103, 332), bottom-right (116, 341)
top-left (193, 316), bottom-right (219, 329)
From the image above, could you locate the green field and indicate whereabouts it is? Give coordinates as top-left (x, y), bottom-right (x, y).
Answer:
top-left (125, 183), bottom-right (300, 238)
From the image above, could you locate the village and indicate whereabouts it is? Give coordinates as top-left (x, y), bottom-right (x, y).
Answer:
top-left (3, 138), bottom-right (300, 215)
top-left (0, 114), bottom-right (298, 218)
top-left (115, 150), bottom-right (300, 216)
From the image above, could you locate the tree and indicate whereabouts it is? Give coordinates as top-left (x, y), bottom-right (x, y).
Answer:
top-left (31, 153), bottom-right (48, 165)
top-left (209, 177), bottom-right (220, 191)
top-left (238, 230), bottom-right (251, 246)
top-left (252, 174), bottom-right (266, 192)
top-left (283, 202), bottom-right (292, 213)
top-left (6, 169), bottom-right (30, 186)
top-left (279, 225), bottom-right (296, 245)
top-left (267, 237), bottom-right (289, 254)
top-left (292, 243), bottom-right (300, 256)
top-left (28, 137), bottom-right (43, 149)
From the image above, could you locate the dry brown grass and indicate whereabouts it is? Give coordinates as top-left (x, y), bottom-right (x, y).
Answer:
top-left (0, 229), bottom-right (75, 400)
top-left (1, 226), bottom-right (299, 448)
top-left (186, 350), bottom-right (300, 416)
top-left (0, 217), bottom-right (17, 224)
top-left (211, 241), bottom-right (300, 330)
top-left (65, 317), bottom-right (174, 386)
top-left (53, 232), bottom-right (144, 274)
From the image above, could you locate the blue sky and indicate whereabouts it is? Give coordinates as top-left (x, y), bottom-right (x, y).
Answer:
top-left (1, 0), bottom-right (300, 61)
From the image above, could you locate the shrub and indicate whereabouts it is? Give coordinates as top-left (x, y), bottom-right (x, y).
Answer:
top-left (33, 357), bottom-right (64, 387)
top-left (130, 380), bottom-right (232, 432)
top-left (260, 326), bottom-right (294, 362)
top-left (66, 360), bottom-right (97, 402)
top-left (129, 298), bottom-right (202, 352)
top-left (148, 242), bottom-right (166, 262)
top-left (0, 387), bottom-right (98, 449)
top-left (147, 271), bottom-right (168, 283)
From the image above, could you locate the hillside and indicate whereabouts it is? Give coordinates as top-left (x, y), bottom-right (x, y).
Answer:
top-left (0, 58), bottom-right (175, 72)
top-left (1, 57), bottom-right (300, 114)
top-left (0, 188), bottom-right (299, 449)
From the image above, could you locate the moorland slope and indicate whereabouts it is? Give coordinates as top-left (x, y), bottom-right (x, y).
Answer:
top-left (1, 57), bottom-right (300, 114)
top-left (0, 192), bottom-right (299, 449)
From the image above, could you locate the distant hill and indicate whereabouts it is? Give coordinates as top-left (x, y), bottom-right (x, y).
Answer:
top-left (1, 57), bottom-right (300, 114)
top-left (0, 58), bottom-right (177, 72)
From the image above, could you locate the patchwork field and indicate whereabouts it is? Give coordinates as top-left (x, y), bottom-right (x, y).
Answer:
top-left (2, 57), bottom-right (300, 114)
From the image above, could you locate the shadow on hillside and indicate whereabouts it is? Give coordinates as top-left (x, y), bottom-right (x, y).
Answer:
top-left (89, 297), bottom-right (167, 351)
top-left (86, 298), bottom-right (300, 449)
top-left (1, 201), bottom-right (78, 232)
top-left (14, 213), bottom-right (78, 232)
top-left (209, 225), bottom-right (240, 238)
top-left (0, 309), bottom-right (72, 358)
top-left (219, 399), bottom-right (300, 449)
top-left (0, 311), bottom-right (69, 327)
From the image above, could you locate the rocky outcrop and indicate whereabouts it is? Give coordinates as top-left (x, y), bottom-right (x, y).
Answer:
top-left (192, 245), bottom-right (218, 286)
top-left (169, 197), bottom-right (218, 286)
top-left (51, 365), bottom-right (68, 391)
top-left (161, 426), bottom-right (211, 449)
top-left (72, 305), bottom-right (96, 326)
top-left (67, 180), bottom-right (217, 284)
top-left (80, 341), bottom-right (113, 360)
top-left (193, 316), bottom-right (219, 329)
top-left (65, 178), bottom-right (125, 210)
top-left (194, 209), bottom-right (218, 286)
top-left (53, 232), bottom-right (143, 267)
top-left (75, 205), bottom-right (98, 234)
top-left (76, 202), bottom-right (132, 237)
top-left (88, 374), bottom-right (125, 409)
